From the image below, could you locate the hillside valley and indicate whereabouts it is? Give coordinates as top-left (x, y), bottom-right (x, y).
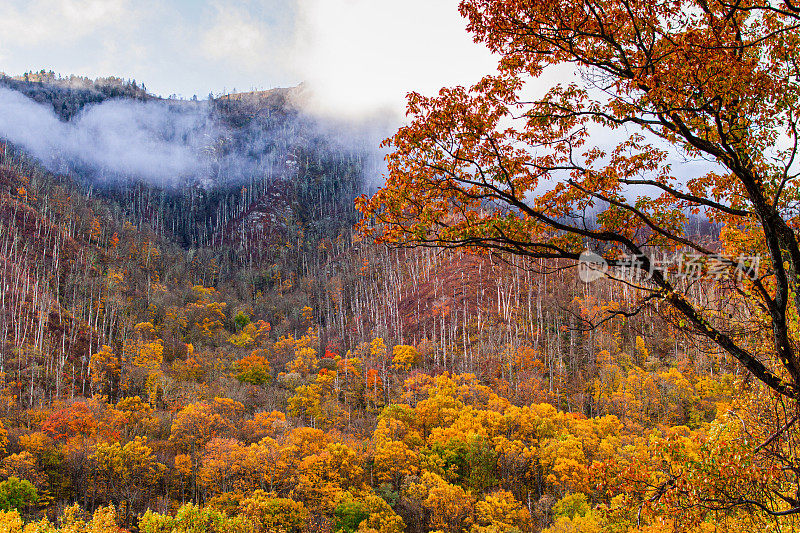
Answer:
top-left (0, 73), bottom-right (778, 533)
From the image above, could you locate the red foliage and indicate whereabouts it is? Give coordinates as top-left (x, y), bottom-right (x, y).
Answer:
top-left (41, 402), bottom-right (98, 441)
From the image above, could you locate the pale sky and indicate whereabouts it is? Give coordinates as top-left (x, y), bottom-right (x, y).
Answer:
top-left (0, 0), bottom-right (498, 117)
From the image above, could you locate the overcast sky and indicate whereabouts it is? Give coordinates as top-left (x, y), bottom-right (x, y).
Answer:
top-left (0, 0), bottom-right (498, 117)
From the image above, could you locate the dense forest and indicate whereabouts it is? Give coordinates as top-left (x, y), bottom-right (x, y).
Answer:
top-left (16, 0), bottom-right (800, 525)
top-left (0, 66), bottom-right (789, 533)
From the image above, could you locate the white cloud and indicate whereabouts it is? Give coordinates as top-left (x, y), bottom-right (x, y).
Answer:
top-left (293, 0), bottom-right (498, 118)
top-left (58, 0), bottom-right (131, 27)
top-left (0, 0), bottom-right (135, 47)
top-left (202, 5), bottom-right (273, 69)
top-left (0, 0), bottom-right (503, 117)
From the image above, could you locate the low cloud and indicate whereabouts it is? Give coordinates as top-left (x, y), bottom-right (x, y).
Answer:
top-left (0, 87), bottom-right (220, 186)
top-left (0, 86), bottom-right (393, 189)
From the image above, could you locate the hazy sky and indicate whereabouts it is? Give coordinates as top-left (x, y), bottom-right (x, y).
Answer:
top-left (0, 0), bottom-right (497, 117)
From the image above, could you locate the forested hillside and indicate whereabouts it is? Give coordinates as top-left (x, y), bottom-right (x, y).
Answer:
top-left (0, 71), bottom-right (791, 533)
top-left (0, 71), bottom-right (149, 120)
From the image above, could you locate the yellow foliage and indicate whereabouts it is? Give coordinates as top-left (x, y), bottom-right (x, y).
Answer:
top-left (373, 437), bottom-right (418, 487)
top-left (235, 353), bottom-right (271, 385)
top-left (89, 346), bottom-right (120, 396)
top-left (392, 345), bottom-right (420, 372)
top-left (541, 512), bottom-right (602, 533)
top-left (243, 411), bottom-right (287, 441)
top-left (284, 328), bottom-right (320, 377)
top-left (0, 510), bottom-right (23, 533)
top-left (336, 489), bottom-right (405, 533)
top-left (128, 340), bottom-right (164, 370)
top-left (134, 321), bottom-right (157, 338)
top-left (174, 454), bottom-right (193, 477)
top-left (169, 401), bottom-right (236, 452)
top-left (474, 490), bottom-right (531, 531)
top-left (635, 335), bottom-right (649, 362)
top-left (229, 323), bottom-right (260, 348)
top-left (407, 472), bottom-right (475, 533)
top-left (240, 490), bottom-right (308, 533)
top-left (1, 451), bottom-right (45, 491)
top-left (197, 438), bottom-right (249, 495)
top-left (370, 338), bottom-right (388, 360)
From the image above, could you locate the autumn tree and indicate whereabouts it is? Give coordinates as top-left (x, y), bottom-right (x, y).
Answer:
top-left (170, 399), bottom-right (242, 502)
top-left (358, 1), bottom-right (800, 400)
top-left (235, 352), bottom-right (271, 385)
top-left (122, 322), bottom-right (165, 401)
top-left (474, 489), bottom-right (532, 532)
top-left (89, 346), bottom-right (121, 400)
top-left (114, 396), bottom-right (160, 439)
top-left (90, 436), bottom-right (165, 522)
top-left (197, 437), bottom-right (250, 497)
top-left (405, 471), bottom-right (475, 533)
top-left (140, 503), bottom-right (253, 533)
top-left (41, 402), bottom-right (98, 442)
top-left (334, 489), bottom-right (405, 533)
top-left (357, 0), bottom-right (800, 520)
top-left (240, 491), bottom-right (309, 533)
top-left (392, 345), bottom-right (420, 373)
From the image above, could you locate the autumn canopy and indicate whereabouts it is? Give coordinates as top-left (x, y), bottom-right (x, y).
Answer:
top-left (359, 0), bottom-right (800, 400)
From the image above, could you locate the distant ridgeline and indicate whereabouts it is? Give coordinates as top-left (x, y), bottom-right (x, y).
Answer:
top-left (0, 73), bottom-right (379, 263)
top-left (0, 71), bottom-right (149, 120)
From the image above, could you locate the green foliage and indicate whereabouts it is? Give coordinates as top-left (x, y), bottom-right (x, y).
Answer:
top-left (139, 503), bottom-right (253, 533)
top-left (235, 354), bottom-right (271, 385)
top-left (334, 490), bottom-right (405, 533)
top-left (553, 493), bottom-right (590, 520)
top-left (426, 435), bottom-right (497, 491)
top-left (0, 477), bottom-right (37, 512)
top-left (234, 312), bottom-right (251, 331)
top-left (334, 495), bottom-right (368, 533)
top-left (0, 69), bottom-right (791, 533)
top-left (376, 482), bottom-right (399, 507)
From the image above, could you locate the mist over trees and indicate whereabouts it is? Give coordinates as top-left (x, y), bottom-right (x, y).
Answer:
top-left (0, 71), bottom-right (148, 120)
